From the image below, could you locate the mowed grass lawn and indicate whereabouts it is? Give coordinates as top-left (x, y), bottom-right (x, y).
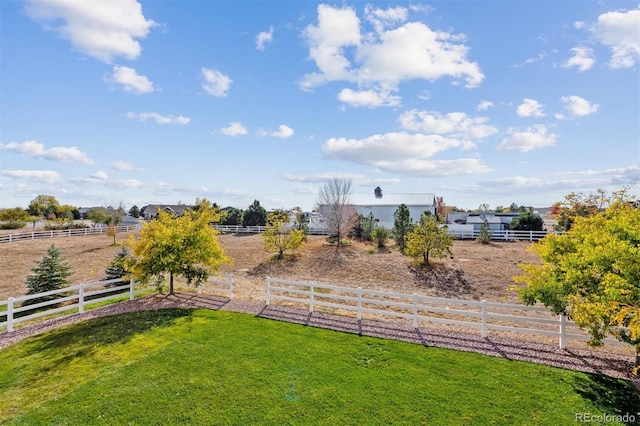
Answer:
top-left (1, 309), bottom-right (638, 425)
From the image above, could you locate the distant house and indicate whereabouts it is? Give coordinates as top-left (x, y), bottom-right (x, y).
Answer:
top-left (446, 212), bottom-right (525, 232)
top-left (141, 204), bottom-right (193, 220)
top-left (347, 187), bottom-right (437, 229)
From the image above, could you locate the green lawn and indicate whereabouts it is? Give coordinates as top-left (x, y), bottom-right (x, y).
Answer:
top-left (0, 309), bottom-right (638, 425)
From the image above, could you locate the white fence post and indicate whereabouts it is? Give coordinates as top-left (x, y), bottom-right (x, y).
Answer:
top-left (559, 314), bottom-right (566, 349)
top-left (8, 235), bottom-right (11, 243)
top-left (130, 279), bottom-right (135, 301)
top-left (79, 284), bottom-right (85, 313)
top-left (309, 283), bottom-right (314, 313)
top-left (481, 300), bottom-right (487, 338)
top-left (356, 287), bottom-right (362, 320)
top-left (7, 298), bottom-right (14, 332)
top-left (412, 293), bottom-right (418, 328)
top-left (266, 277), bottom-right (271, 305)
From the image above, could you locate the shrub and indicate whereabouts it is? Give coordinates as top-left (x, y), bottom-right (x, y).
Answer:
top-left (371, 227), bottom-right (389, 248)
top-left (476, 221), bottom-right (492, 244)
top-left (0, 221), bottom-right (25, 229)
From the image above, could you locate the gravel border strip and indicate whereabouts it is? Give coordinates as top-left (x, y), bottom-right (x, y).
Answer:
top-left (1, 292), bottom-right (638, 387)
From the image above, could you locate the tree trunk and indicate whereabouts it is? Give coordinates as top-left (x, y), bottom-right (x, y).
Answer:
top-left (169, 272), bottom-right (174, 295)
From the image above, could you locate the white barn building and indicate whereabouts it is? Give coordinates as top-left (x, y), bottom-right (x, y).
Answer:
top-left (350, 187), bottom-right (437, 229)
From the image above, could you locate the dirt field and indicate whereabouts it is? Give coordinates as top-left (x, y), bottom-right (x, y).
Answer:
top-left (0, 231), bottom-right (539, 303)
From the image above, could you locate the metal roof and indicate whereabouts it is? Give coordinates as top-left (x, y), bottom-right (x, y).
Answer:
top-left (349, 193), bottom-right (436, 206)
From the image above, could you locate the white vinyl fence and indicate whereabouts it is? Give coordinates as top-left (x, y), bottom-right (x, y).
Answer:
top-left (265, 277), bottom-right (621, 349)
top-left (197, 274), bottom-right (234, 298)
top-left (0, 224), bottom-right (142, 244)
top-left (0, 278), bottom-right (137, 333)
top-left (445, 228), bottom-right (557, 241)
top-left (0, 274), bottom-right (235, 334)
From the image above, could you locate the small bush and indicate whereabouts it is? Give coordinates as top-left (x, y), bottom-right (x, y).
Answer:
top-left (477, 222), bottom-right (492, 244)
top-left (371, 227), bottom-right (389, 248)
top-left (0, 221), bottom-right (25, 229)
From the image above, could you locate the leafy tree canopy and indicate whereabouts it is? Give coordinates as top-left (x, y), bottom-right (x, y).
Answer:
top-left (262, 209), bottom-right (305, 259)
top-left (28, 195), bottom-right (59, 218)
top-left (129, 201), bottom-right (229, 294)
top-left (515, 197), bottom-right (640, 368)
top-left (404, 215), bottom-right (453, 266)
top-left (509, 211), bottom-right (544, 232)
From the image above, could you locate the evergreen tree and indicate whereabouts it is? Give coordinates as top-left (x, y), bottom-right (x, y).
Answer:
top-left (392, 204), bottom-right (413, 253)
top-left (242, 200), bottom-right (267, 226)
top-left (476, 221), bottom-right (492, 244)
top-left (24, 245), bottom-right (72, 307)
top-left (104, 247), bottom-right (133, 283)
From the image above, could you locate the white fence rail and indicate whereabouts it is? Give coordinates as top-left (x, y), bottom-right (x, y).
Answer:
top-left (445, 228), bottom-right (558, 241)
top-left (0, 279), bottom-right (138, 333)
top-left (197, 274), bottom-right (234, 297)
top-left (265, 277), bottom-right (621, 349)
top-left (0, 274), bottom-right (236, 334)
top-left (0, 224), bottom-right (142, 244)
top-left (214, 225), bottom-right (329, 235)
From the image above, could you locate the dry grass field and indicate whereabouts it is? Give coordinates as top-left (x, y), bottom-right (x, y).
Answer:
top-left (0, 230), bottom-right (540, 303)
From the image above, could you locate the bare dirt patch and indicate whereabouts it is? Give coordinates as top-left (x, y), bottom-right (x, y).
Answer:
top-left (0, 232), bottom-right (538, 303)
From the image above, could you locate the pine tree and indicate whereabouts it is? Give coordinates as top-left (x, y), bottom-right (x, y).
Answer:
top-left (24, 245), bottom-right (72, 307)
top-left (104, 247), bottom-right (132, 283)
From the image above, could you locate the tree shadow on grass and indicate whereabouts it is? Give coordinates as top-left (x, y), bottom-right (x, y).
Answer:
top-left (23, 308), bottom-right (193, 363)
top-left (572, 374), bottom-right (640, 425)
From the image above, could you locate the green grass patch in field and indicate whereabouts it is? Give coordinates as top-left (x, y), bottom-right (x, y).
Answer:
top-left (0, 309), bottom-right (638, 425)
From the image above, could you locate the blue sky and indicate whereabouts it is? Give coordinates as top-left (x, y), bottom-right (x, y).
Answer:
top-left (1, 0), bottom-right (638, 212)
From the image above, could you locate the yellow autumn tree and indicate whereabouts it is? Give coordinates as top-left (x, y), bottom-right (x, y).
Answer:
top-left (129, 200), bottom-right (229, 294)
top-left (515, 197), bottom-right (640, 370)
top-left (262, 210), bottom-right (305, 259)
top-left (404, 214), bottom-right (453, 266)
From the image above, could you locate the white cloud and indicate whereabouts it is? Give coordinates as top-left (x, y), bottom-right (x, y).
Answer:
top-left (24, 0), bottom-right (155, 63)
top-left (559, 95), bottom-right (599, 117)
top-left (497, 125), bottom-right (558, 152)
top-left (321, 131), bottom-right (490, 176)
top-left (270, 124), bottom-right (294, 139)
top-left (202, 68), bottom-right (232, 97)
top-left (256, 26), bottom-right (274, 51)
top-left (477, 100), bottom-right (494, 111)
top-left (562, 47), bottom-right (595, 72)
top-left (516, 98), bottom-right (545, 117)
top-left (0, 140), bottom-right (94, 165)
top-left (373, 158), bottom-right (492, 176)
top-left (300, 4), bottom-right (484, 95)
top-left (301, 4), bottom-right (361, 88)
top-left (282, 172), bottom-right (402, 186)
top-left (399, 110), bottom-right (498, 139)
top-left (364, 5), bottom-right (408, 33)
top-left (574, 21), bottom-right (586, 30)
top-left (110, 160), bottom-right (134, 171)
top-left (126, 112), bottom-right (190, 124)
top-left (337, 88), bottom-right (401, 107)
top-left (591, 7), bottom-right (640, 68)
top-left (110, 66), bottom-right (154, 94)
top-left (220, 122), bottom-right (248, 136)
top-left (91, 170), bottom-right (109, 180)
top-left (2, 169), bottom-right (62, 183)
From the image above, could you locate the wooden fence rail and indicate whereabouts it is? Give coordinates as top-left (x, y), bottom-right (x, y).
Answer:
top-left (265, 277), bottom-right (621, 349)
